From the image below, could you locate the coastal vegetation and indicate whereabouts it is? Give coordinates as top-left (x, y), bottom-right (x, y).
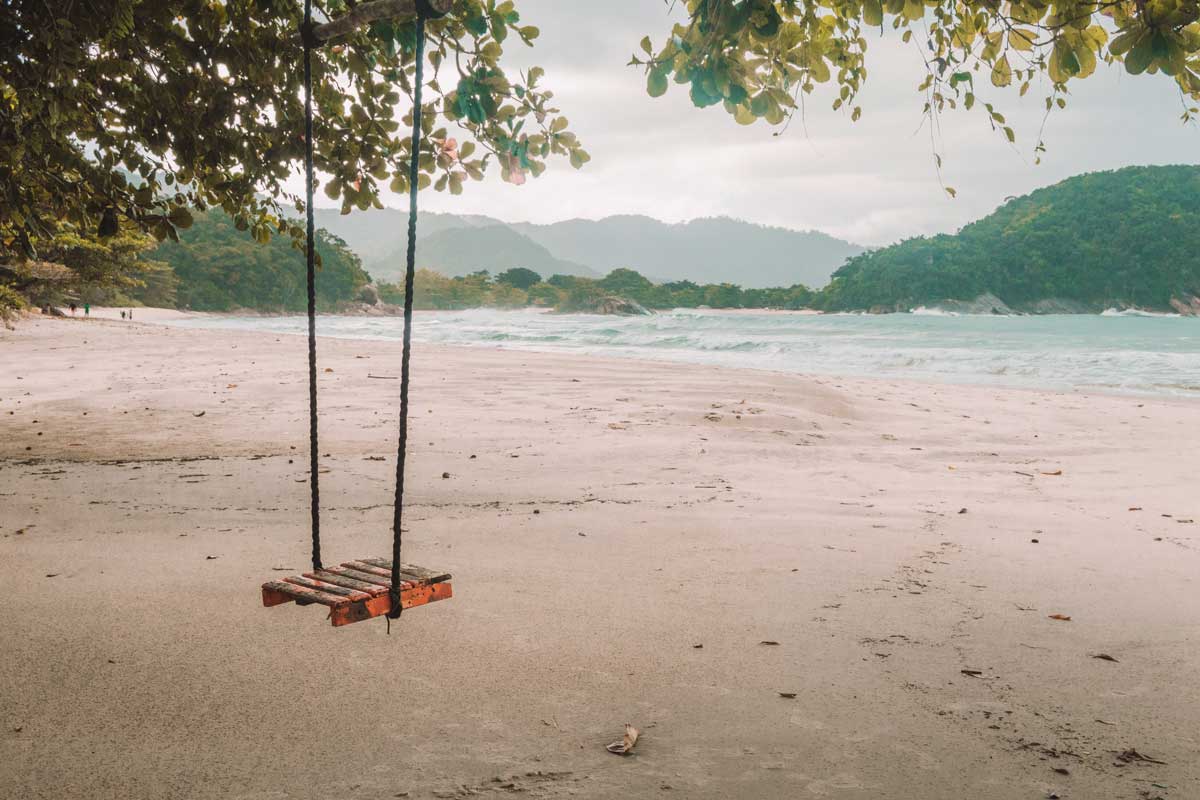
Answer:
top-left (147, 211), bottom-right (368, 312)
top-left (371, 266), bottom-right (813, 312)
top-left (818, 166), bottom-right (1200, 313)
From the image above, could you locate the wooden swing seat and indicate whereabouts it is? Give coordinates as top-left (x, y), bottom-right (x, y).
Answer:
top-left (262, 558), bottom-right (451, 626)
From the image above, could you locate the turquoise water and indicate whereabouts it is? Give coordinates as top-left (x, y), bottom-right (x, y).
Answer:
top-left (169, 308), bottom-right (1200, 396)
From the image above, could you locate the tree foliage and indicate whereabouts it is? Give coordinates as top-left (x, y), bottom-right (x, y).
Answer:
top-left (150, 211), bottom-right (370, 311)
top-left (495, 266), bottom-right (542, 289)
top-left (818, 165), bottom-right (1200, 310)
top-left (0, 0), bottom-right (587, 260)
top-left (636, 0), bottom-right (1200, 179)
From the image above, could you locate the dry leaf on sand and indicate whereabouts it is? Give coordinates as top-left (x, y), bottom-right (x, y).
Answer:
top-left (1041, 469), bottom-right (1063, 476)
top-left (1048, 614), bottom-right (1072, 621)
top-left (606, 724), bottom-right (640, 755)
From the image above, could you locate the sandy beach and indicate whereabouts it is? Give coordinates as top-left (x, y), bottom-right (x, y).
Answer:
top-left (1, 311), bottom-right (1197, 799)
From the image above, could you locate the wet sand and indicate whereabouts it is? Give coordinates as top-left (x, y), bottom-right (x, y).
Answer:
top-left (1, 312), bottom-right (1197, 799)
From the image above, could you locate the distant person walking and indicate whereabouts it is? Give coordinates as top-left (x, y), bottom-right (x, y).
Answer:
top-left (84, 303), bottom-right (90, 316)
top-left (128, 309), bottom-right (133, 320)
top-left (121, 311), bottom-right (126, 320)
top-left (69, 302), bottom-right (76, 315)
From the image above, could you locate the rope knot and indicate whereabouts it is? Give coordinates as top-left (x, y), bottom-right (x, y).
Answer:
top-left (299, 19), bottom-right (320, 49)
top-left (415, 0), bottom-right (450, 20)
top-left (388, 587), bottom-right (403, 620)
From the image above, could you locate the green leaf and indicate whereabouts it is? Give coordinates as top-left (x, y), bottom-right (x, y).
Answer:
top-left (1125, 36), bottom-right (1154, 74)
top-left (647, 69), bottom-right (669, 98)
top-left (990, 55), bottom-right (1012, 87)
top-left (167, 206), bottom-right (194, 229)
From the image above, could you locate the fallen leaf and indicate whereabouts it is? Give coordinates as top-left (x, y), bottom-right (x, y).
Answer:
top-left (692, 644), bottom-right (703, 649)
top-left (1052, 767), bottom-right (1070, 775)
top-left (193, 411), bottom-right (205, 417)
top-left (1041, 469), bottom-right (1063, 476)
top-left (958, 508), bottom-right (968, 514)
top-left (1048, 614), bottom-right (1072, 621)
top-left (1114, 748), bottom-right (1166, 765)
top-left (778, 692), bottom-right (797, 699)
top-left (1095, 719), bottom-right (1115, 726)
top-left (760, 640), bottom-right (780, 646)
top-left (1092, 653), bottom-right (1119, 663)
top-left (606, 724), bottom-right (639, 755)
top-left (226, 383), bottom-right (237, 389)
top-left (324, 368), bottom-right (333, 373)
top-left (960, 669), bottom-right (984, 677)
top-left (45, 573), bottom-right (59, 578)
top-left (1128, 507), bottom-right (1142, 511)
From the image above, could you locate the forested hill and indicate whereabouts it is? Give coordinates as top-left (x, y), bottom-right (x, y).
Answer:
top-left (150, 212), bottom-right (369, 311)
top-left (819, 165), bottom-right (1200, 313)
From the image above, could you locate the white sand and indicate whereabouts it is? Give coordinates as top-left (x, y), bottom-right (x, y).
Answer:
top-left (1, 314), bottom-right (1197, 799)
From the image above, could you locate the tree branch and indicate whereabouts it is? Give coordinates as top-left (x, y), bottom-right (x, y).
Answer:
top-left (311, 0), bottom-right (452, 43)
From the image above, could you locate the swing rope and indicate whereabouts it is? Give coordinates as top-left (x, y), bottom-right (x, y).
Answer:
top-left (301, 0), bottom-right (443, 620)
top-left (302, 0), bottom-right (322, 573)
top-left (388, 5), bottom-right (433, 619)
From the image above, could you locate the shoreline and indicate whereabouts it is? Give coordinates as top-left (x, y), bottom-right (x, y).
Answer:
top-left (69, 305), bottom-right (1200, 403)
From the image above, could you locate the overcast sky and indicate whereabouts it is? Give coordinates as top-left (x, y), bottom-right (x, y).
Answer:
top-left (328, 0), bottom-right (1200, 246)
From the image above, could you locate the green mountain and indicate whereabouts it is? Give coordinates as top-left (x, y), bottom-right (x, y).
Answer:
top-left (383, 223), bottom-right (595, 280)
top-left (512, 215), bottom-right (862, 288)
top-left (312, 208), bottom-right (862, 288)
top-left (311, 209), bottom-right (501, 273)
top-left (820, 165), bottom-right (1200, 313)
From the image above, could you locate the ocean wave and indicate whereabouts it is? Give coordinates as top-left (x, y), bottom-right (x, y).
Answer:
top-left (166, 308), bottom-right (1200, 397)
top-left (1101, 307), bottom-right (1181, 318)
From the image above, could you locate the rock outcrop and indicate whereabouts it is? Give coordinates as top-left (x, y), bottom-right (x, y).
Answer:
top-left (574, 295), bottom-right (653, 316)
top-left (1169, 295), bottom-right (1200, 316)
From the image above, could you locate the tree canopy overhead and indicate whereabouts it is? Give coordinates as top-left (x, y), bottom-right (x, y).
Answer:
top-left (2, 0), bottom-right (1196, 267)
top-left (636, 0), bottom-right (1199, 183)
top-left (1, 0), bottom-right (587, 258)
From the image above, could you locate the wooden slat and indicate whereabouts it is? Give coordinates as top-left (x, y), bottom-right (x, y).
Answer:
top-left (283, 575), bottom-right (372, 602)
top-left (343, 560), bottom-right (399, 580)
top-left (262, 580), bottom-right (348, 607)
top-left (360, 558), bottom-right (450, 584)
top-left (308, 570), bottom-right (389, 596)
top-left (331, 581), bottom-right (453, 626)
top-left (324, 564), bottom-right (408, 588)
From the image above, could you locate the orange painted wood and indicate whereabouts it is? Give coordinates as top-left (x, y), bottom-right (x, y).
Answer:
top-left (262, 580), bottom-right (349, 607)
top-left (282, 575), bottom-right (373, 603)
top-left (263, 560), bottom-right (452, 626)
top-left (331, 581), bottom-right (453, 626)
